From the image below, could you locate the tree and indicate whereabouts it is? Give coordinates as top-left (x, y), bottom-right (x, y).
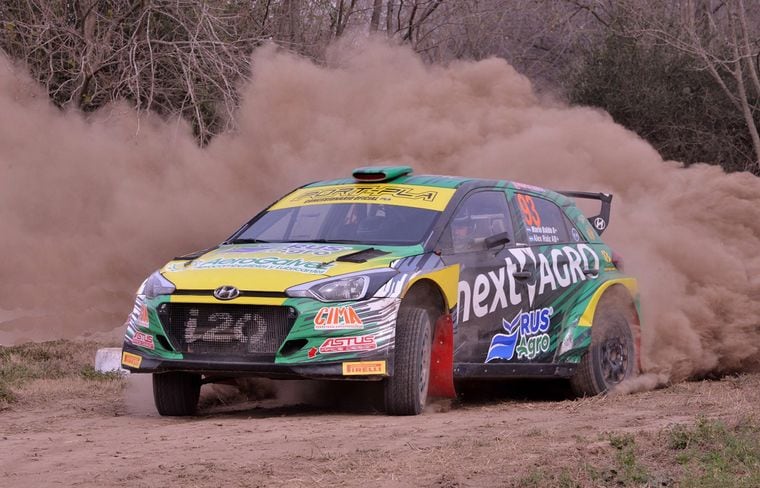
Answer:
top-left (0, 0), bottom-right (262, 143)
top-left (611, 0), bottom-right (760, 170)
top-left (569, 32), bottom-right (753, 171)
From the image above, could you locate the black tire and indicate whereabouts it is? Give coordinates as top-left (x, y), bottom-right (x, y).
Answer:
top-left (384, 306), bottom-right (433, 415)
top-left (153, 372), bottom-right (201, 416)
top-left (570, 303), bottom-right (636, 397)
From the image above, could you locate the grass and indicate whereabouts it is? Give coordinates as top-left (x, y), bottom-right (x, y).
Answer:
top-left (0, 340), bottom-right (124, 409)
top-left (517, 467), bottom-right (596, 488)
top-left (667, 418), bottom-right (760, 488)
top-left (605, 432), bottom-right (650, 485)
top-left (514, 418), bottom-right (760, 488)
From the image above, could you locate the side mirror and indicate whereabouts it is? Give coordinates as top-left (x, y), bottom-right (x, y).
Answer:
top-left (485, 232), bottom-right (510, 249)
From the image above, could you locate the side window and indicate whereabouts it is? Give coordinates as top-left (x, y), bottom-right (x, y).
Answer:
top-left (514, 193), bottom-right (570, 244)
top-left (441, 191), bottom-right (514, 253)
top-left (564, 214), bottom-right (584, 243)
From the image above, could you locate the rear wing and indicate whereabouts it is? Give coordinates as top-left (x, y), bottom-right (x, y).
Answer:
top-left (557, 191), bottom-right (612, 235)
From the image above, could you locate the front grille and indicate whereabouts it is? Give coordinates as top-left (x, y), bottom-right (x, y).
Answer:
top-left (157, 303), bottom-right (297, 356)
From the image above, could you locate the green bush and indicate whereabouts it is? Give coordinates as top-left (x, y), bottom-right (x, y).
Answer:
top-left (569, 33), bottom-right (757, 173)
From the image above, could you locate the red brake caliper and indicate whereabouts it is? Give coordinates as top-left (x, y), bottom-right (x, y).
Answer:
top-left (428, 313), bottom-right (456, 398)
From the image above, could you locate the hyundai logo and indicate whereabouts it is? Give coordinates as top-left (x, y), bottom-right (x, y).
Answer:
top-left (214, 285), bottom-right (240, 300)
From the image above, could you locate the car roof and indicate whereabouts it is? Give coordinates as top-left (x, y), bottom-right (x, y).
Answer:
top-left (304, 173), bottom-right (574, 208)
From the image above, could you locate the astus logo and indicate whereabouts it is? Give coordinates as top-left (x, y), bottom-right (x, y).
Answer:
top-left (321, 335), bottom-right (376, 353)
top-left (314, 306), bottom-right (364, 330)
top-left (311, 335), bottom-right (377, 356)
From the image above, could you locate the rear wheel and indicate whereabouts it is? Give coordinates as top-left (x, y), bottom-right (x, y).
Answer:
top-left (570, 305), bottom-right (636, 397)
top-left (384, 307), bottom-right (432, 415)
top-left (153, 372), bottom-right (201, 416)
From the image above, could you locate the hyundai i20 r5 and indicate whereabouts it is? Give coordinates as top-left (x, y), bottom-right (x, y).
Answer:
top-left (121, 165), bottom-right (641, 416)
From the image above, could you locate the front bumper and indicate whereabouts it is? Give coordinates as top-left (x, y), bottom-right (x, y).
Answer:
top-left (121, 342), bottom-right (391, 380)
top-left (122, 291), bottom-right (401, 381)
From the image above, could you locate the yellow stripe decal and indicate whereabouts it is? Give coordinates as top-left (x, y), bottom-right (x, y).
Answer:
top-left (405, 264), bottom-right (460, 310)
top-left (169, 295), bottom-right (287, 306)
top-left (578, 278), bottom-right (638, 327)
top-left (270, 184), bottom-right (456, 211)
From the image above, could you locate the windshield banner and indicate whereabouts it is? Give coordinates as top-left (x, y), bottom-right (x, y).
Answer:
top-left (270, 184), bottom-right (456, 211)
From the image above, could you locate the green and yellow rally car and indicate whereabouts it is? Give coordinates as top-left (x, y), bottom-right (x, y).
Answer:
top-left (122, 166), bottom-right (641, 416)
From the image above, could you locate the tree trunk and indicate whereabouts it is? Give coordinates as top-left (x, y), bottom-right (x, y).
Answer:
top-left (370, 0), bottom-right (383, 32)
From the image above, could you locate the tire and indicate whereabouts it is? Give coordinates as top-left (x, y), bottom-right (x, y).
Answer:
top-left (153, 372), bottom-right (201, 416)
top-left (570, 303), bottom-right (636, 397)
top-left (384, 306), bottom-right (433, 415)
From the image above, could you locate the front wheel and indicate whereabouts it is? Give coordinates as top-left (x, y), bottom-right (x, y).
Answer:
top-left (384, 307), bottom-right (432, 415)
top-left (570, 307), bottom-right (636, 397)
top-left (153, 372), bottom-right (201, 416)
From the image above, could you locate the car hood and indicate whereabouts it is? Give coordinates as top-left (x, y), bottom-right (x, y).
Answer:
top-left (160, 242), bottom-right (422, 292)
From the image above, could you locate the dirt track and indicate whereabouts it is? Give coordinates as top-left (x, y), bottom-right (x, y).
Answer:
top-left (1, 373), bottom-right (758, 487)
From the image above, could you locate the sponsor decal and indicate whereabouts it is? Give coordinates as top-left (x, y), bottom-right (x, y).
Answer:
top-left (269, 184), bottom-right (455, 211)
top-left (601, 250), bottom-right (616, 270)
top-left (342, 360), bottom-right (387, 375)
top-left (121, 351), bottom-right (142, 368)
top-left (317, 335), bottom-right (377, 354)
top-left (512, 182), bottom-right (546, 192)
top-left (517, 194), bottom-right (561, 243)
top-left (293, 186), bottom-right (437, 203)
top-left (558, 329), bottom-right (575, 355)
top-left (486, 307), bottom-right (553, 362)
top-left (131, 331), bottom-right (155, 350)
top-left (457, 245), bottom-right (599, 323)
top-left (191, 256), bottom-right (331, 275)
top-left (526, 225), bottom-right (560, 244)
top-left (314, 306), bottom-right (364, 330)
top-left (136, 304), bottom-right (150, 328)
top-left (184, 310), bottom-right (266, 345)
top-left (226, 243), bottom-right (352, 256)
top-left (571, 227), bottom-right (581, 242)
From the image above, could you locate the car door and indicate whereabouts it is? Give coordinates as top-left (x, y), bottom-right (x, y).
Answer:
top-left (437, 189), bottom-right (523, 363)
top-left (507, 191), bottom-right (600, 363)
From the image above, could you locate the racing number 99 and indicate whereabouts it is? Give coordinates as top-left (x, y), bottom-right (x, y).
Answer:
top-left (517, 194), bottom-right (541, 227)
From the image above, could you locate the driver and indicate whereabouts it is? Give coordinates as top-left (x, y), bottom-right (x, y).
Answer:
top-left (451, 216), bottom-right (475, 252)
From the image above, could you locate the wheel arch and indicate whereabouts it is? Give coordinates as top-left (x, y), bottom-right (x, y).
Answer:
top-left (398, 267), bottom-right (459, 399)
top-left (577, 278), bottom-right (641, 371)
top-left (399, 264), bottom-right (459, 317)
top-left (400, 278), bottom-right (447, 318)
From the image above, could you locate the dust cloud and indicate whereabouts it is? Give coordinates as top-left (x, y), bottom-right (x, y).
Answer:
top-left (1, 40), bottom-right (758, 384)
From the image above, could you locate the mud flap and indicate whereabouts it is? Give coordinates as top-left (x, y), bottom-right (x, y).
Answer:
top-left (428, 313), bottom-right (456, 398)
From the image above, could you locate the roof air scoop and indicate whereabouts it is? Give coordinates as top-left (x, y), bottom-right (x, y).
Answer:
top-left (352, 166), bottom-right (413, 182)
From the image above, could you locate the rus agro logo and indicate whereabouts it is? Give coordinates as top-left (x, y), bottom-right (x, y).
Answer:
top-left (485, 307), bottom-right (553, 362)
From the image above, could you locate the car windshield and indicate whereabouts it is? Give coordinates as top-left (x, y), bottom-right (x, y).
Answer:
top-left (230, 203), bottom-right (439, 246)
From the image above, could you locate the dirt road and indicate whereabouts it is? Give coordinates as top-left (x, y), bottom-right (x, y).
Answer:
top-left (2, 372), bottom-right (759, 487)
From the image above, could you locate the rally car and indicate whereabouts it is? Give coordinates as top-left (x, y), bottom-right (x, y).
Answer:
top-left (121, 166), bottom-right (641, 416)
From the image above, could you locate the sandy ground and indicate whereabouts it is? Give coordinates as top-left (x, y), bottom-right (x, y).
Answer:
top-left (1, 372), bottom-right (759, 487)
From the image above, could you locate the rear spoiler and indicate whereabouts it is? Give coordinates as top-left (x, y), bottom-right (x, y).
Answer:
top-left (557, 191), bottom-right (612, 235)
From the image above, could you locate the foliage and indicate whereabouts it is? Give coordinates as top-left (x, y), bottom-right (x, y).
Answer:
top-left (0, 340), bottom-right (121, 406)
top-left (668, 418), bottom-right (760, 488)
top-left (568, 32), bottom-right (756, 172)
top-left (0, 1), bottom-right (758, 171)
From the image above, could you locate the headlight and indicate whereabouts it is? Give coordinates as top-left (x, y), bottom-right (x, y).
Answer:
top-left (311, 275), bottom-right (369, 301)
top-left (140, 270), bottom-right (176, 299)
top-left (287, 269), bottom-right (397, 302)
